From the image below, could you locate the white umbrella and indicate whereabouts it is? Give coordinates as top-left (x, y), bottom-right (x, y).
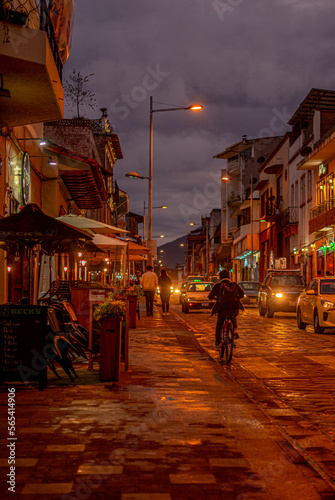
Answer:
top-left (57, 214), bottom-right (129, 234)
top-left (92, 234), bottom-right (127, 248)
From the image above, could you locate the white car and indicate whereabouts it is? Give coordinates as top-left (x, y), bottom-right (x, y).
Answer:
top-left (297, 276), bottom-right (335, 333)
top-left (181, 282), bottom-right (215, 313)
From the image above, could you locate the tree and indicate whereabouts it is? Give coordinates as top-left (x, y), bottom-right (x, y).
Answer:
top-left (63, 69), bottom-right (97, 118)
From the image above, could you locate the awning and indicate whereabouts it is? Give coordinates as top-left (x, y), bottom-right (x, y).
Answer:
top-left (263, 163), bottom-right (283, 175)
top-left (128, 254), bottom-right (147, 261)
top-left (46, 144), bottom-right (108, 210)
top-left (92, 234), bottom-right (128, 248)
top-left (216, 243), bottom-right (231, 258)
top-left (57, 214), bottom-right (129, 234)
top-left (254, 179), bottom-right (268, 191)
top-left (127, 241), bottom-right (150, 255)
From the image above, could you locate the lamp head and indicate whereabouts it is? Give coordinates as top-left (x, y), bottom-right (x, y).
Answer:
top-left (125, 171), bottom-right (140, 179)
top-left (188, 104), bottom-right (202, 111)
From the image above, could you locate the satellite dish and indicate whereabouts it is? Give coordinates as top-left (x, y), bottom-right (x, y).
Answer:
top-left (300, 146), bottom-right (312, 157)
top-left (257, 156), bottom-right (265, 164)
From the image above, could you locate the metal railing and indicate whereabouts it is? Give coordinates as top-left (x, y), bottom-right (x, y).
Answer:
top-left (277, 206), bottom-right (298, 231)
top-left (310, 196), bottom-right (335, 220)
top-left (1, 0), bottom-right (62, 78)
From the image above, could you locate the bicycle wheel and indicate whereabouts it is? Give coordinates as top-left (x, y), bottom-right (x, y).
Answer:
top-left (219, 341), bottom-right (225, 359)
top-left (225, 322), bottom-right (234, 364)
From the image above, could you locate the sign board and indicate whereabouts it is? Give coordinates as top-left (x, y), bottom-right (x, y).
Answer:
top-left (275, 257), bottom-right (287, 269)
top-left (0, 305), bottom-right (48, 390)
top-left (89, 289), bottom-right (106, 302)
top-left (319, 162), bottom-right (328, 178)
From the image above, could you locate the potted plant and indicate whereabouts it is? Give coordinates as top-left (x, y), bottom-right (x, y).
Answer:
top-left (125, 285), bottom-right (141, 328)
top-left (93, 299), bottom-right (127, 382)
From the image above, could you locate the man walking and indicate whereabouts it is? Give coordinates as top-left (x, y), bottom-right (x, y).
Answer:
top-left (140, 265), bottom-right (158, 316)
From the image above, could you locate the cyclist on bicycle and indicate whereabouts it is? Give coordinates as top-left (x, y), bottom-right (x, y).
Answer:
top-left (208, 269), bottom-right (244, 347)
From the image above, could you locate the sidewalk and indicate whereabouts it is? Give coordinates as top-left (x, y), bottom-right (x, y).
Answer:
top-left (0, 305), bottom-right (333, 499)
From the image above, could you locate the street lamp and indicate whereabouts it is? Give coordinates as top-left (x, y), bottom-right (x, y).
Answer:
top-left (148, 96), bottom-right (202, 265)
top-left (143, 201), bottom-right (167, 241)
top-left (221, 172), bottom-right (231, 242)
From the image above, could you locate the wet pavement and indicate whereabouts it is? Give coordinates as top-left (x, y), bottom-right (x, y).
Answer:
top-left (1, 301), bottom-right (335, 499)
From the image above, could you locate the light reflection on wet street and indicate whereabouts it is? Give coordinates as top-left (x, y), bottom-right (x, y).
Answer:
top-left (171, 299), bottom-right (335, 488)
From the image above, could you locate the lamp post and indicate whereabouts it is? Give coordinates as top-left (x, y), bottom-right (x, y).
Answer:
top-left (250, 174), bottom-right (254, 281)
top-left (143, 201), bottom-right (167, 241)
top-left (148, 96), bottom-right (202, 265)
top-left (250, 175), bottom-right (258, 281)
top-left (221, 172), bottom-right (230, 242)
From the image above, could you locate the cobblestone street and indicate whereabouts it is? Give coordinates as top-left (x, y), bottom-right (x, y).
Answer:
top-left (171, 298), bottom-right (335, 491)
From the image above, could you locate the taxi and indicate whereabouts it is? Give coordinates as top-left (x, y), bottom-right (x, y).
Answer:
top-left (297, 276), bottom-right (335, 333)
top-left (181, 281), bottom-right (215, 313)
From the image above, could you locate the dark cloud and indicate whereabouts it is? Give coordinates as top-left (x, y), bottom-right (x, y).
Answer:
top-left (64, 0), bottom-right (335, 242)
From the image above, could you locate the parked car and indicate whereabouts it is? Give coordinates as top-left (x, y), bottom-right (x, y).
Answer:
top-left (297, 276), bottom-right (335, 333)
top-left (258, 270), bottom-right (306, 318)
top-left (239, 281), bottom-right (260, 305)
top-left (181, 281), bottom-right (215, 313)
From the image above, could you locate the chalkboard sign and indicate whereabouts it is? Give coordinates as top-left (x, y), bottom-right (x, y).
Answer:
top-left (0, 305), bottom-right (48, 391)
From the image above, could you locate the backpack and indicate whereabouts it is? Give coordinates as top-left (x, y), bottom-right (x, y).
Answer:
top-left (217, 280), bottom-right (240, 311)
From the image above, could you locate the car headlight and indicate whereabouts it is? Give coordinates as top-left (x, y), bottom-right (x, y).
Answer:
top-left (321, 299), bottom-right (335, 309)
top-left (175, 289), bottom-right (180, 294)
top-left (275, 293), bottom-right (283, 298)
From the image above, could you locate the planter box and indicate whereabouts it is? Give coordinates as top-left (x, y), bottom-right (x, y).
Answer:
top-left (99, 317), bottom-right (121, 382)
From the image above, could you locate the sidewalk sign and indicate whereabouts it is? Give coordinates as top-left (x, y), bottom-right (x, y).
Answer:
top-left (0, 305), bottom-right (48, 391)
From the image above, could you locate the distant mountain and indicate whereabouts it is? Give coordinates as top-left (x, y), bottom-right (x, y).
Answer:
top-left (157, 234), bottom-right (187, 268)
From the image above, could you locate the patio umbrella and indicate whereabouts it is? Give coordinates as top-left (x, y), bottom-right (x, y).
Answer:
top-left (0, 204), bottom-right (92, 303)
top-left (56, 214), bottom-right (129, 234)
top-left (0, 204), bottom-right (91, 244)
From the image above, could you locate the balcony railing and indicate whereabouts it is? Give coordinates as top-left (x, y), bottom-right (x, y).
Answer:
top-left (310, 196), bottom-right (335, 220)
top-left (1, 0), bottom-right (62, 78)
top-left (278, 206), bottom-right (298, 228)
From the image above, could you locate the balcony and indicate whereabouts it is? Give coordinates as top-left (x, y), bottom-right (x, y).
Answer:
top-left (0, 1), bottom-right (64, 127)
top-left (264, 202), bottom-right (281, 223)
top-left (309, 196), bottom-right (335, 234)
top-left (277, 206), bottom-right (298, 236)
top-left (228, 191), bottom-right (241, 207)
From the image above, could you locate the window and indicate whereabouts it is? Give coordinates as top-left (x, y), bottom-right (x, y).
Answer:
top-left (276, 175), bottom-right (283, 208)
top-left (307, 170), bottom-right (312, 201)
top-left (295, 180), bottom-right (299, 207)
top-left (316, 173), bottom-right (333, 205)
top-left (300, 175), bottom-right (306, 206)
top-left (291, 184), bottom-right (294, 207)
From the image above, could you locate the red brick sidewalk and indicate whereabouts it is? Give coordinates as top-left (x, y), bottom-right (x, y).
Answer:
top-left (0, 305), bottom-right (333, 499)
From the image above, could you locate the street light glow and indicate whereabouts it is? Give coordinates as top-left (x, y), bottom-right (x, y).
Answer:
top-left (148, 96), bottom-right (203, 265)
top-left (222, 175), bottom-right (230, 181)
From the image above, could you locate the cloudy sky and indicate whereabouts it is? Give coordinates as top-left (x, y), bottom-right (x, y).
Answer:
top-left (64, 0), bottom-right (335, 243)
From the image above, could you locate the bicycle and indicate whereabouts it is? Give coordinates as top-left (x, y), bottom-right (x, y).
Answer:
top-left (219, 316), bottom-right (235, 364)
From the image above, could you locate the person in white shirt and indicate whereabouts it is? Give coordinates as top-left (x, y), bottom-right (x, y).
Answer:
top-left (140, 265), bottom-right (158, 316)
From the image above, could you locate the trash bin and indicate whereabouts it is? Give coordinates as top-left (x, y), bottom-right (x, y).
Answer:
top-left (99, 317), bottom-right (121, 381)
